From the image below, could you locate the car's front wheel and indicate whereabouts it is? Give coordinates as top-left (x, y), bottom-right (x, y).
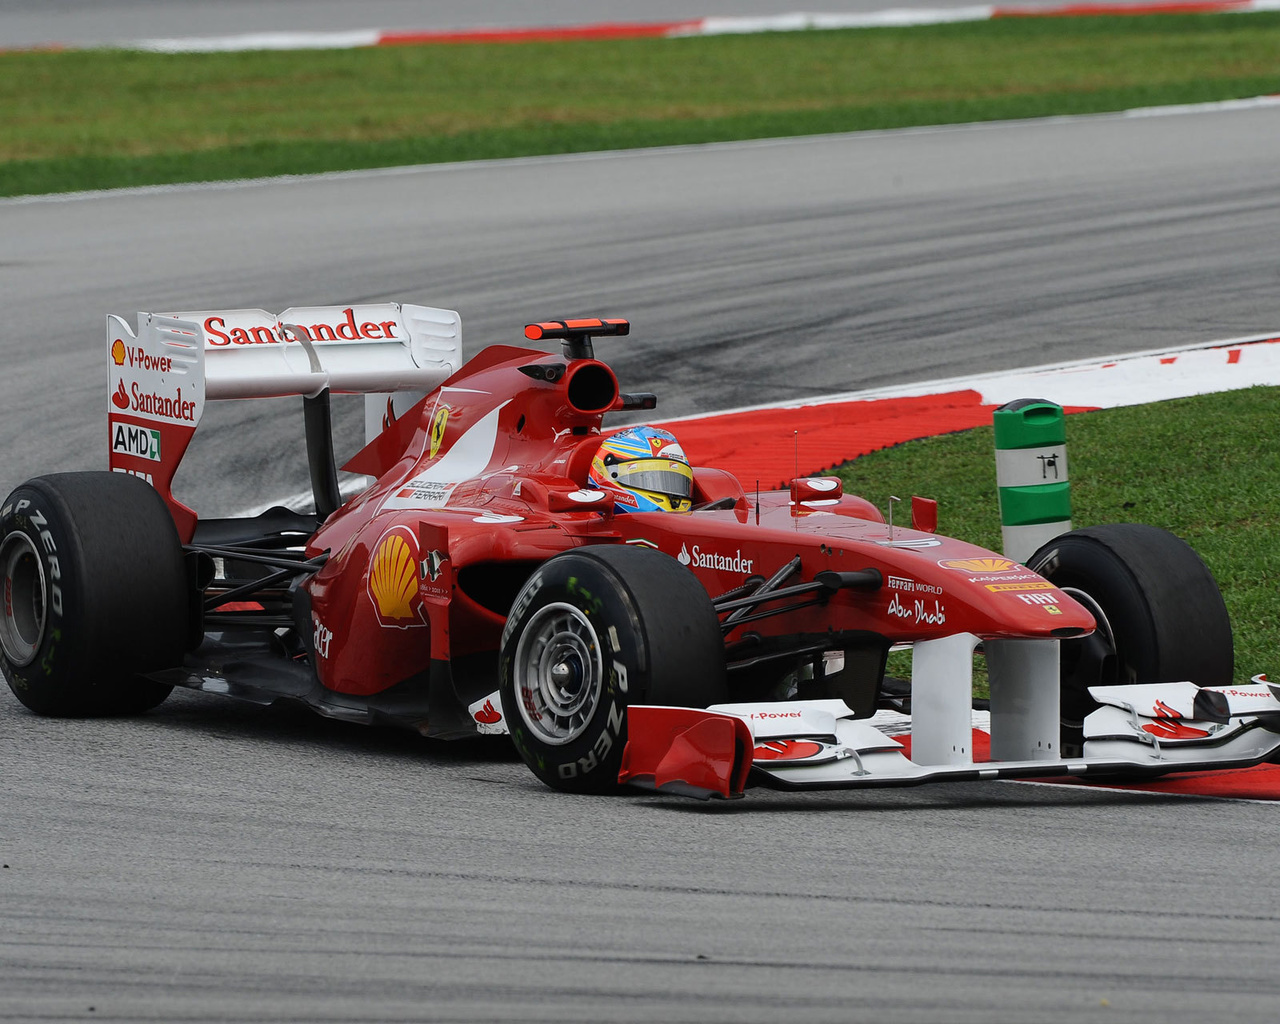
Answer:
top-left (1026, 523), bottom-right (1233, 755)
top-left (499, 544), bottom-right (727, 793)
top-left (1, 472), bottom-right (188, 716)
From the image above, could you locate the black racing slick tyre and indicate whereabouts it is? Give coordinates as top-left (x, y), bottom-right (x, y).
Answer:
top-left (1026, 524), bottom-right (1233, 755)
top-left (1, 473), bottom-right (188, 716)
top-left (499, 544), bottom-right (727, 794)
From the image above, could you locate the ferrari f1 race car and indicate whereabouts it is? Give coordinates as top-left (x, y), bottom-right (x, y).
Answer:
top-left (3, 303), bottom-right (1279, 799)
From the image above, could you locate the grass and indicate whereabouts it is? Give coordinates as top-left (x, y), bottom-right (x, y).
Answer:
top-left (837, 386), bottom-right (1280, 687)
top-left (3, 13), bottom-right (1280, 196)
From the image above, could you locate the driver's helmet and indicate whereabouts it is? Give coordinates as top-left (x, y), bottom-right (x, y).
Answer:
top-left (588, 426), bottom-right (693, 512)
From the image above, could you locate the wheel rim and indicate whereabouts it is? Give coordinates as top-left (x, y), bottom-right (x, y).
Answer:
top-left (513, 602), bottom-right (605, 746)
top-left (0, 531), bottom-right (47, 667)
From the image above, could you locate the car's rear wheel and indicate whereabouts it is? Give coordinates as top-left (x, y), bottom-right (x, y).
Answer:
top-left (1, 472), bottom-right (188, 716)
top-left (499, 544), bottom-right (727, 793)
top-left (1026, 524), bottom-right (1232, 755)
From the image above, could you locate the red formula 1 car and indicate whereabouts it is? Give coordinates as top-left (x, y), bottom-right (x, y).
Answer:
top-left (3, 306), bottom-right (1279, 798)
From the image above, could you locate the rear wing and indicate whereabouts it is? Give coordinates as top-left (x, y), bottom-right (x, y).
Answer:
top-left (107, 303), bottom-right (462, 539)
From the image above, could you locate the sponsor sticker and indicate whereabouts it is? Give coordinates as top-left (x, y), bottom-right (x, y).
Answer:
top-left (202, 307), bottom-right (400, 347)
top-left (887, 595), bottom-right (947, 625)
top-left (367, 526), bottom-right (428, 628)
top-left (387, 479), bottom-right (457, 509)
top-left (753, 739), bottom-right (824, 761)
top-left (985, 581), bottom-right (1056, 593)
top-left (422, 549), bottom-right (448, 583)
top-left (111, 380), bottom-right (196, 423)
top-left (1142, 700), bottom-right (1209, 740)
top-left (677, 543), bottom-right (754, 573)
top-left (939, 557), bottom-right (1018, 573)
top-left (967, 571), bottom-right (1043, 583)
top-left (751, 738), bottom-right (858, 766)
top-left (111, 423), bottom-right (161, 462)
top-left (886, 575), bottom-right (942, 596)
top-left (468, 692), bottom-right (507, 735)
top-left (113, 343), bottom-right (173, 374)
top-left (312, 615), bottom-right (333, 659)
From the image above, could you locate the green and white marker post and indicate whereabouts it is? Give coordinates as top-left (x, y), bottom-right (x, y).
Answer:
top-left (993, 398), bottom-right (1072, 563)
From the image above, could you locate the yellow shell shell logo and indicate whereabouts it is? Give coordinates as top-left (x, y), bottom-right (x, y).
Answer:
top-left (368, 527), bottom-right (423, 625)
top-left (939, 557), bottom-right (1017, 573)
top-left (429, 406), bottom-right (449, 459)
top-left (111, 339), bottom-right (126, 366)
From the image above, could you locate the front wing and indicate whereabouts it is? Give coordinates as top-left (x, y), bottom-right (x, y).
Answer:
top-left (618, 680), bottom-right (1280, 800)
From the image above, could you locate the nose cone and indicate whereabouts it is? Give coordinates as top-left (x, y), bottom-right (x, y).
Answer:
top-left (938, 561), bottom-right (1095, 639)
top-left (875, 545), bottom-right (1097, 640)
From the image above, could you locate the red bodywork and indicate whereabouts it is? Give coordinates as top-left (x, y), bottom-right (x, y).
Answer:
top-left (295, 337), bottom-right (1093, 733)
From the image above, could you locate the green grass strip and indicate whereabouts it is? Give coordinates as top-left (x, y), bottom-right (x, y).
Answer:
top-left (3, 13), bottom-right (1280, 196)
top-left (837, 386), bottom-right (1280, 685)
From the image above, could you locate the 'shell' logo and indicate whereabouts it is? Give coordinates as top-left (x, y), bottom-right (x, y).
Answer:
top-left (111, 339), bottom-right (126, 366)
top-left (939, 557), bottom-right (1018, 573)
top-left (367, 526), bottom-right (427, 628)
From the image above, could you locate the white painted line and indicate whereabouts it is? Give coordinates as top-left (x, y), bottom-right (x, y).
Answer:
top-left (1124, 94), bottom-right (1280, 117)
top-left (132, 30), bottom-right (379, 53)
top-left (687, 7), bottom-right (996, 35)
top-left (1010, 777), bottom-right (1280, 804)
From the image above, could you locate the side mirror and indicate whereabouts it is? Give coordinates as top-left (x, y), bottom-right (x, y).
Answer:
top-left (790, 476), bottom-right (843, 505)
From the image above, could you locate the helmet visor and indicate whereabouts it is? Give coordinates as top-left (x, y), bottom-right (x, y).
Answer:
top-left (611, 458), bottom-right (693, 500)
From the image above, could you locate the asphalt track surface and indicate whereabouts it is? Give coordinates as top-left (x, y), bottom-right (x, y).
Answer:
top-left (0, 0), bottom-right (1158, 47)
top-left (4, 110), bottom-right (1280, 1021)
